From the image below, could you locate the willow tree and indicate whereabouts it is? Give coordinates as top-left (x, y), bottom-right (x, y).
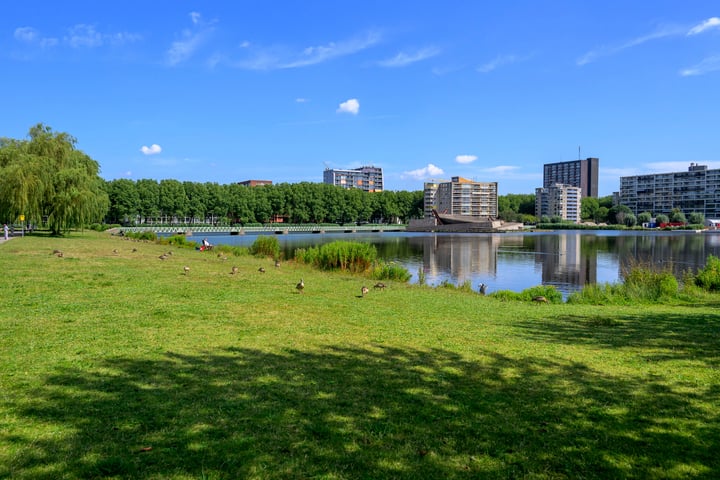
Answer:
top-left (0, 124), bottom-right (109, 235)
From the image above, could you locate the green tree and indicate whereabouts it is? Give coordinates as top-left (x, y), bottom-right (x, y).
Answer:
top-left (656, 213), bottom-right (669, 225)
top-left (136, 179), bottom-right (160, 220)
top-left (158, 179), bottom-right (188, 222)
top-left (581, 197), bottom-right (600, 221)
top-left (595, 206), bottom-right (609, 223)
top-left (637, 211), bottom-right (652, 225)
top-left (106, 179), bottom-right (140, 224)
top-left (0, 124), bottom-right (108, 235)
top-left (608, 205), bottom-right (632, 225)
top-left (669, 208), bottom-right (687, 224)
top-left (688, 212), bottom-right (705, 225)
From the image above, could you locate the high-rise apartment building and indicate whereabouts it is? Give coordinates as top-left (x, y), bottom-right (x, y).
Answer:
top-left (535, 183), bottom-right (582, 223)
top-left (543, 157), bottom-right (599, 198)
top-left (323, 166), bottom-right (383, 192)
top-left (425, 176), bottom-right (498, 219)
top-left (619, 163), bottom-right (720, 218)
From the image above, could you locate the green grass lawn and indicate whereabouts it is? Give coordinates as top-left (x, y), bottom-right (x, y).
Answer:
top-left (1, 232), bottom-right (718, 479)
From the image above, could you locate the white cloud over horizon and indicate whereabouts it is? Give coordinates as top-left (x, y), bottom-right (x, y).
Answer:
top-left (455, 154), bottom-right (477, 164)
top-left (401, 164), bottom-right (445, 181)
top-left (482, 165), bottom-right (520, 174)
top-left (140, 144), bottom-right (162, 155)
top-left (337, 98), bottom-right (360, 115)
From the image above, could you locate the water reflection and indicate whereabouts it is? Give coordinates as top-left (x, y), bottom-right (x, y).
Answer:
top-left (204, 230), bottom-right (720, 296)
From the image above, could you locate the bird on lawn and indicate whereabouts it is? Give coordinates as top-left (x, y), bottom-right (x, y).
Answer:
top-left (183, 266), bottom-right (190, 275)
top-left (274, 260), bottom-right (281, 268)
top-left (258, 267), bottom-right (266, 273)
top-left (296, 279), bottom-right (304, 293)
top-left (230, 266), bottom-right (239, 275)
top-left (373, 282), bottom-right (386, 290)
top-left (532, 295), bottom-right (548, 304)
top-left (361, 286), bottom-right (369, 297)
top-left (478, 283), bottom-right (488, 295)
top-left (159, 254), bottom-right (168, 260)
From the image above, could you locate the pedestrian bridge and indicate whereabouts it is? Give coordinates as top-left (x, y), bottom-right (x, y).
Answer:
top-left (119, 224), bottom-right (406, 235)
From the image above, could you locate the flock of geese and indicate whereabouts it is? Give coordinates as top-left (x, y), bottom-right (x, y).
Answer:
top-left (54, 242), bottom-right (551, 302)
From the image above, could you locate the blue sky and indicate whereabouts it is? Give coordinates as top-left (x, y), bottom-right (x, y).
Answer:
top-left (2, 1), bottom-right (719, 196)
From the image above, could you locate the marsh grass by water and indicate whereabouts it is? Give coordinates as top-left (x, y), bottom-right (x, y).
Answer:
top-left (1, 232), bottom-right (718, 479)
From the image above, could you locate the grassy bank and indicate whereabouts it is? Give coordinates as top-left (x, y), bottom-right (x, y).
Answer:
top-left (1, 233), bottom-right (718, 479)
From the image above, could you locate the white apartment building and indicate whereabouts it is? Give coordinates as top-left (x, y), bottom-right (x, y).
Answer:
top-left (535, 183), bottom-right (581, 223)
top-left (619, 163), bottom-right (720, 217)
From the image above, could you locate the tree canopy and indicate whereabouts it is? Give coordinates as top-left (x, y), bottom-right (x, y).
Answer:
top-left (0, 124), bottom-right (108, 235)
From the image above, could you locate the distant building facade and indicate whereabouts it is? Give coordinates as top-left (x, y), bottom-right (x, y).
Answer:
top-left (323, 166), bottom-right (383, 192)
top-left (423, 180), bottom-right (441, 218)
top-left (543, 157), bottom-right (599, 198)
top-left (238, 180), bottom-right (272, 187)
top-left (619, 163), bottom-right (720, 218)
top-left (425, 176), bottom-right (498, 219)
top-left (535, 183), bottom-right (582, 223)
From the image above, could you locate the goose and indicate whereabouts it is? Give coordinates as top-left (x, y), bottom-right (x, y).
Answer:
top-left (296, 279), bottom-right (305, 293)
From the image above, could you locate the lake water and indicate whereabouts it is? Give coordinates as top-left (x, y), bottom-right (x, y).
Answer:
top-left (194, 230), bottom-right (720, 296)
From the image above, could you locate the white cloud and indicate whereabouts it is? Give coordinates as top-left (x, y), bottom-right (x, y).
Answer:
top-left (337, 98), bottom-right (360, 115)
top-left (166, 12), bottom-right (214, 65)
top-left (401, 164), bottom-right (445, 181)
top-left (65, 24), bottom-right (103, 48)
top-left (167, 30), bottom-right (206, 65)
top-left (295, 98), bottom-right (308, 103)
top-left (15, 24), bottom-right (139, 49)
top-left (455, 154), bottom-right (478, 164)
top-left (378, 46), bottom-right (440, 67)
top-left (477, 54), bottom-right (527, 73)
top-left (140, 144), bottom-right (162, 155)
top-left (688, 17), bottom-right (720, 35)
top-left (483, 165), bottom-right (519, 174)
top-left (577, 26), bottom-right (684, 66)
top-left (680, 55), bottom-right (720, 76)
top-left (14, 26), bottom-right (58, 47)
top-left (14, 27), bottom-right (38, 43)
top-left (235, 31), bottom-right (381, 70)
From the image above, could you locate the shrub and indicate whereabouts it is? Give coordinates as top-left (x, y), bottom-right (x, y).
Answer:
top-left (567, 283), bottom-right (621, 305)
top-left (695, 255), bottom-right (720, 291)
top-left (295, 241), bottom-right (377, 273)
top-left (489, 290), bottom-right (522, 302)
top-left (250, 235), bottom-right (280, 259)
top-left (624, 266), bottom-right (678, 300)
top-left (518, 285), bottom-right (563, 303)
top-left (371, 262), bottom-right (411, 282)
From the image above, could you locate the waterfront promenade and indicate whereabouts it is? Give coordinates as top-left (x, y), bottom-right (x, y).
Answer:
top-left (117, 224), bottom-right (406, 235)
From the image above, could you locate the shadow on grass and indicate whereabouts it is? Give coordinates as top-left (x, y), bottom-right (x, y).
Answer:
top-left (515, 309), bottom-right (720, 367)
top-left (4, 345), bottom-right (719, 479)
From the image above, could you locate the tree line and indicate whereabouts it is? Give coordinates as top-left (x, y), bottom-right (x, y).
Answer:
top-left (104, 178), bottom-right (424, 226)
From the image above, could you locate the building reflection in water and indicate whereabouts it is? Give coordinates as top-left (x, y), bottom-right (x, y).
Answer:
top-left (407, 231), bottom-right (720, 296)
